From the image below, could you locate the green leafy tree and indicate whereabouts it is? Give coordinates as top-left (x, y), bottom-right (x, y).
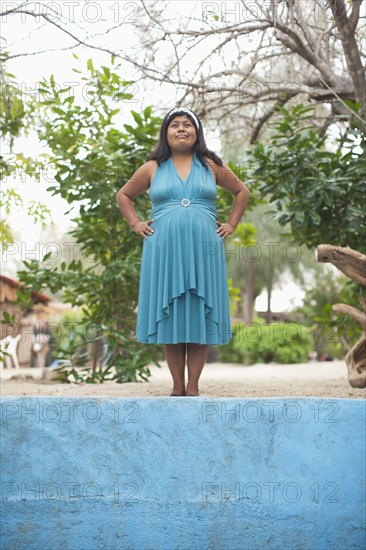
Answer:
top-left (248, 104), bottom-right (366, 253)
top-left (15, 55), bottom-right (163, 382)
top-left (247, 103), bottom-right (365, 351)
top-left (0, 60), bottom-right (52, 246)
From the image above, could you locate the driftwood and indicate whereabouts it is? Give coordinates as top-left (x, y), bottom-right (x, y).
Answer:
top-left (316, 245), bottom-right (366, 285)
top-left (316, 244), bottom-right (366, 388)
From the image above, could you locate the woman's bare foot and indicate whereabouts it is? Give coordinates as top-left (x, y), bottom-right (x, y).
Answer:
top-left (185, 383), bottom-right (199, 396)
top-left (170, 387), bottom-right (186, 396)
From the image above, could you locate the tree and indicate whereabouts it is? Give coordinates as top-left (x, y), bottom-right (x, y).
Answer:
top-left (247, 104), bottom-right (366, 253)
top-left (131, 0), bottom-right (366, 139)
top-left (227, 203), bottom-right (317, 323)
top-left (2, 1), bottom-right (364, 141)
top-left (0, 61), bottom-right (52, 246)
top-left (14, 55), bottom-right (163, 382)
top-left (247, 102), bottom-right (366, 355)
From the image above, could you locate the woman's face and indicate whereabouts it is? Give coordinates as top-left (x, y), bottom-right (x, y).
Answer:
top-left (166, 115), bottom-right (197, 153)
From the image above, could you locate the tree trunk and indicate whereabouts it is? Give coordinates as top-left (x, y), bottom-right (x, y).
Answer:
top-left (266, 284), bottom-right (273, 324)
top-left (328, 0), bottom-right (366, 115)
top-left (244, 260), bottom-right (254, 324)
top-left (207, 345), bottom-right (219, 363)
top-left (265, 265), bottom-right (274, 324)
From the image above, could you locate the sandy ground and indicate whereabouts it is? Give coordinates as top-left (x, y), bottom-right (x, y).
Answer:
top-left (1, 360), bottom-right (365, 399)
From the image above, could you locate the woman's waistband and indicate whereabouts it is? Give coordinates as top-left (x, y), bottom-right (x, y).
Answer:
top-left (151, 197), bottom-right (217, 220)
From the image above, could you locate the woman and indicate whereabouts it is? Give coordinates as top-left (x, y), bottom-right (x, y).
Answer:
top-left (116, 107), bottom-right (249, 396)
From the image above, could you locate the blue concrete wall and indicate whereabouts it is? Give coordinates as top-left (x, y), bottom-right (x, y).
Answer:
top-left (1, 397), bottom-right (365, 550)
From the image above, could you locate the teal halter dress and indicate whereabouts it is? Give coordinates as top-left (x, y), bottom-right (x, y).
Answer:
top-left (136, 151), bottom-right (232, 345)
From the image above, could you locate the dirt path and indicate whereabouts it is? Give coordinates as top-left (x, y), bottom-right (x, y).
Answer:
top-left (1, 360), bottom-right (365, 398)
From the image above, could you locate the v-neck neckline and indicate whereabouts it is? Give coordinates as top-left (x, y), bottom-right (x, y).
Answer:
top-left (170, 153), bottom-right (194, 183)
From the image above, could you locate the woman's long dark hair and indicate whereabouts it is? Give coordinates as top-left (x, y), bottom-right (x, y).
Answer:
top-left (146, 108), bottom-right (223, 169)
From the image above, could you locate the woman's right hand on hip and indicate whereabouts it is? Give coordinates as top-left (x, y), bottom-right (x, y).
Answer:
top-left (132, 219), bottom-right (155, 239)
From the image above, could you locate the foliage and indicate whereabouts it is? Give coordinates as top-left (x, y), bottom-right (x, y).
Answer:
top-left (0, 61), bottom-right (52, 245)
top-left (226, 220), bottom-right (257, 315)
top-left (227, 203), bottom-right (317, 321)
top-left (247, 104), bottom-right (366, 254)
top-left (15, 55), bottom-right (164, 383)
top-left (220, 317), bottom-right (313, 365)
top-left (245, 104), bottom-right (365, 350)
top-left (296, 270), bottom-right (363, 359)
top-left (0, 61), bottom-right (26, 142)
top-left (227, 277), bottom-right (241, 316)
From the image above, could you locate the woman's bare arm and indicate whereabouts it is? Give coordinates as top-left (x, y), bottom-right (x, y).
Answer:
top-left (206, 158), bottom-right (250, 229)
top-left (116, 161), bottom-right (156, 229)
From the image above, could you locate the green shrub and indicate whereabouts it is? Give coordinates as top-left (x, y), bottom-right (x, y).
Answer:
top-left (220, 318), bottom-right (313, 365)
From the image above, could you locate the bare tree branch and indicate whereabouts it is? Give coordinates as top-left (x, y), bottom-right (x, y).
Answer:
top-left (2, 0), bottom-right (365, 140)
top-left (327, 0), bottom-right (366, 110)
top-left (349, 0), bottom-right (363, 32)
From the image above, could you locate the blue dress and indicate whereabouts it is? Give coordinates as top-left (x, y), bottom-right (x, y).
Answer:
top-left (136, 151), bottom-right (232, 345)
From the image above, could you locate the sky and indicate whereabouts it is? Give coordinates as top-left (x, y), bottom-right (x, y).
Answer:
top-left (1, 1), bottom-right (308, 310)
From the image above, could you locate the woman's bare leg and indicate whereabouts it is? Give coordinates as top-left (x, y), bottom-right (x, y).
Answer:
top-left (186, 343), bottom-right (209, 395)
top-left (163, 343), bottom-right (186, 395)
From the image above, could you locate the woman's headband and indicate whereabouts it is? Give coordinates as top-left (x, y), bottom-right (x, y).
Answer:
top-left (166, 108), bottom-right (200, 130)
